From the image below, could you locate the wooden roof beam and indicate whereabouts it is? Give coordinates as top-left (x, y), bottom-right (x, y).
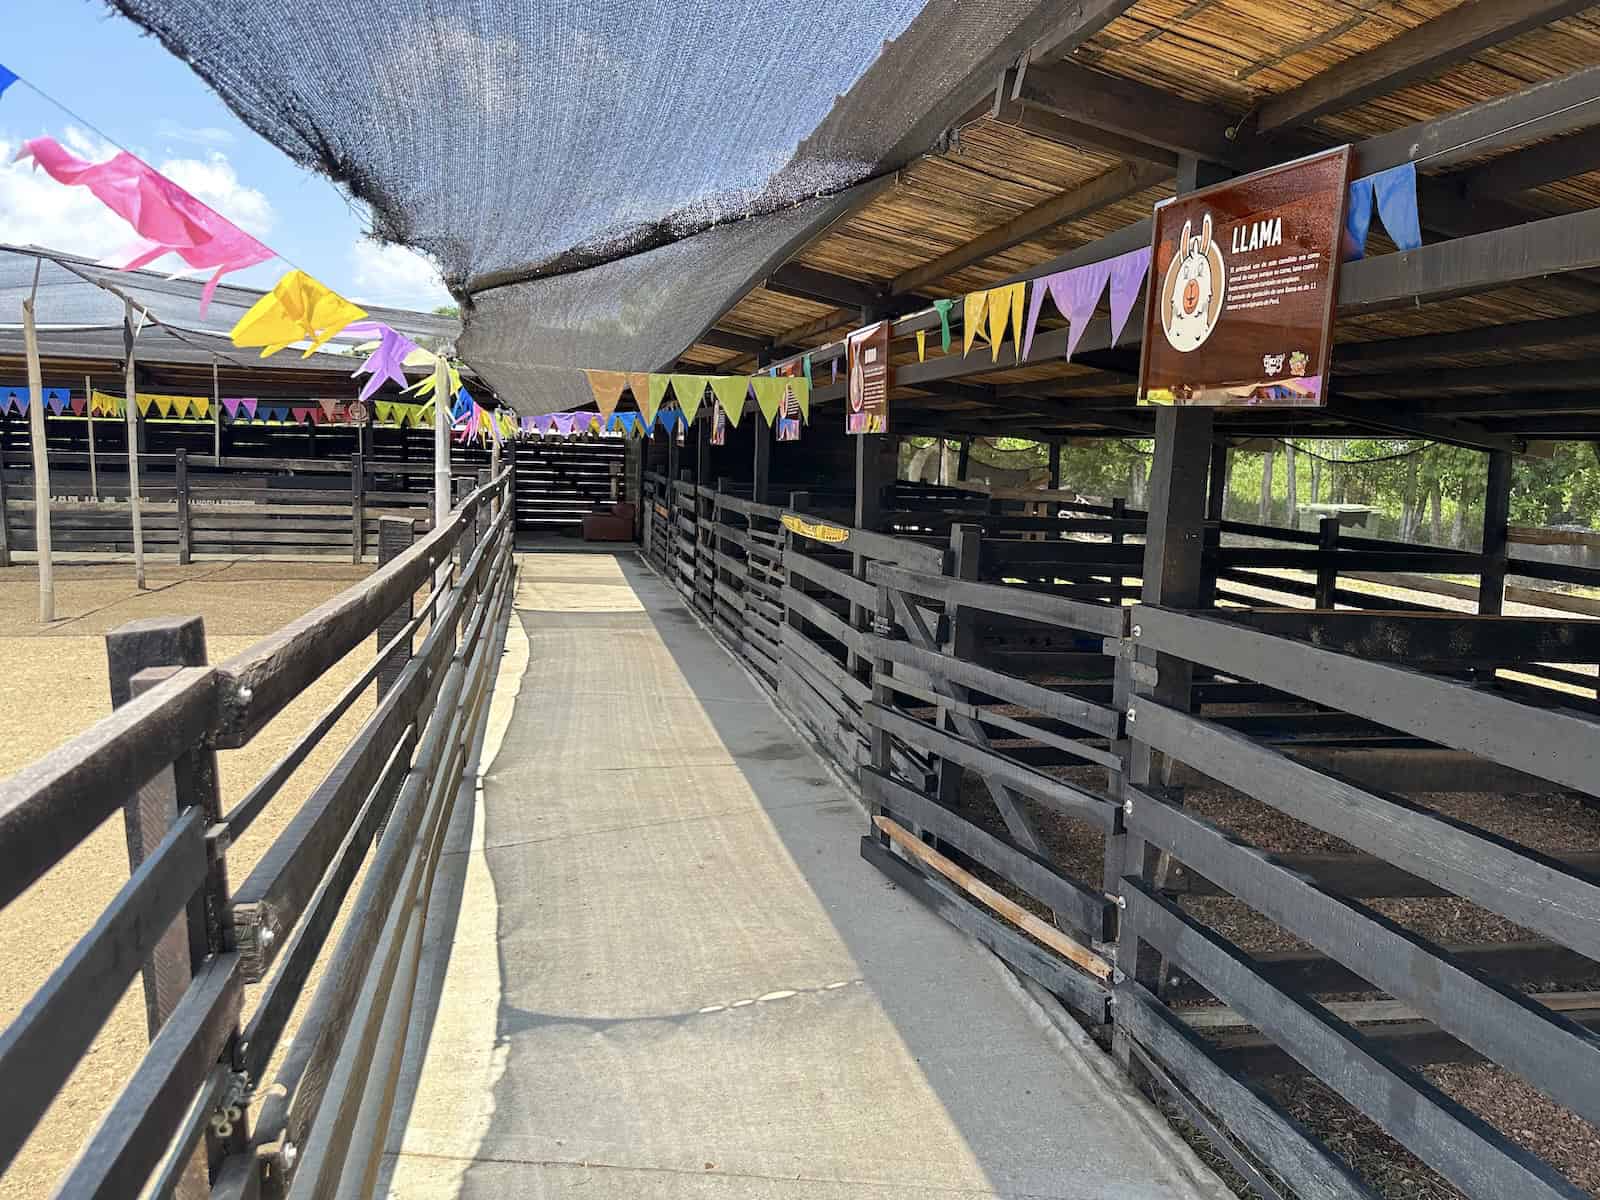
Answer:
top-left (1328, 396), bottom-right (1525, 454)
top-left (1029, 0), bottom-right (1141, 61)
top-left (764, 264), bottom-right (886, 310)
top-left (1335, 315), bottom-right (1600, 369)
top-left (696, 328), bottom-right (770, 355)
top-left (1256, 1), bottom-right (1594, 134)
top-left (1018, 61), bottom-right (1241, 163)
top-left (988, 99), bottom-right (1180, 168)
top-left (888, 158), bottom-right (1169, 296)
top-left (1340, 358), bottom-right (1600, 397)
top-left (1449, 126), bottom-right (1600, 199)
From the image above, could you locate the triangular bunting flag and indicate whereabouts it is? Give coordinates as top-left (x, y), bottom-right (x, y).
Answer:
top-left (1107, 247), bottom-right (1153, 346)
top-left (750, 376), bottom-right (787, 426)
top-left (645, 374), bottom-right (670, 426)
top-left (802, 354), bottom-right (813, 388)
top-left (241, 398), bottom-right (257, 420)
top-left (194, 397), bottom-right (210, 419)
top-left (916, 330), bottom-right (926, 362)
top-left (933, 299), bottom-right (954, 353)
top-left (154, 395), bottom-right (173, 418)
top-left (584, 369), bottom-right (627, 422)
top-left (786, 376), bottom-right (810, 422)
top-left (963, 291), bottom-right (987, 357)
top-left (710, 380), bottom-right (745, 432)
top-left (318, 398), bottom-right (337, 422)
top-left (69, 396), bottom-right (84, 416)
top-left (670, 374), bottom-right (710, 424)
top-left (135, 393), bottom-right (153, 416)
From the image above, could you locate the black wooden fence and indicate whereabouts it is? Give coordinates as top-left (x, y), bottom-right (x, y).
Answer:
top-left (0, 469), bottom-right (517, 1199)
top-left (637, 476), bottom-right (1600, 1200)
top-left (0, 453), bottom-right (482, 564)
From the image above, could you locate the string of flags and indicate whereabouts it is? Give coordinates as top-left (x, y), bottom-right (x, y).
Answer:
top-left (580, 369), bottom-right (810, 434)
top-left (2, 59), bottom-right (487, 427)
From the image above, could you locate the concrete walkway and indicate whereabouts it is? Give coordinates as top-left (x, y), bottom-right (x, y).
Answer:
top-left (381, 551), bottom-right (1228, 1200)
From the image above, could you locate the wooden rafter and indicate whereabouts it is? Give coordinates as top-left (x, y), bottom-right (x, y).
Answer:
top-left (1256, 0), bottom-right (1595, 133)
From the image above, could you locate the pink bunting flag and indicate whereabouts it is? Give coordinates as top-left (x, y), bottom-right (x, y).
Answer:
top-left (1106, 247), bottom-right (1153, 346)
top-left (17, 136), bottom-right (276, 315)
top-left (222, 397), bottom-right (241, 419)
top-left (69, 395), bottom-right (84, 416)
top-left (318, 398), bottom-right (338, 422)
top-left (290, 405), bottom-right (315, 424)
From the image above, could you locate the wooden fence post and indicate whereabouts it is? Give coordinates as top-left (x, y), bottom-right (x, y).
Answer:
top-left (175, 449), bottom-right (192, 566)
top-left (350, 453), bottom-right (365, 564)
top-left (375, 517), bottom-right (414, 700)
top-left (752, 420), bottom-right (770, 506)
top-left (105, 614), bottom-right (236, 1195)
top-left (0, 448), bottom-right (10, 568)
top-left (1480, 449), bottom-right (1512, 615)
top-left (936, 524), bottom-right (981, 809)
top-left (1316, 516), bottom-right (1340, 609)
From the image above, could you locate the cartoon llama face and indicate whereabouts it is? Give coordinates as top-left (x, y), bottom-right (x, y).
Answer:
top-left (1165, 213), bottom-right (1219, 353)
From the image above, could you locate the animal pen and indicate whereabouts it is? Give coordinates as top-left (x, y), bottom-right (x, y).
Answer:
top-left (8, 2), bottom-right (1600, 1198)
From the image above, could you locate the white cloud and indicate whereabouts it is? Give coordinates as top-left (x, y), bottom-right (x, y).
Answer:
top-left (0, 126), bottom-right (274, 265)
top-left (348, 239), bottom-right (453, 311)
top-left (156, 119), bottom-right (235, 148)
top-left (158, 152), bottom-right (274, 237)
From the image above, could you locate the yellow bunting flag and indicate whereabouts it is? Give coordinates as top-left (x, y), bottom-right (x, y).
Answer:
top-left (404, 352), bottom-right (462, 400)
top-left (91, 390), bottom-right (124, 416)
top-left (984, 283), bottom-right (1022, 362)
top-left (709, 376), bottom-right (747, 428)
top-left (750, 376), bottom-right (787, 426)
top-left (963, 291), bottom-right (987, 357)
top-left (644, 374), bottom-right (670, 425)
top-left (916, 330), bottom-right (926, 362)
top-left (194, 397), bottom-right (209, 419)
top-left (229, 269), bottom-right (367, 358)
top-left (584, 369), bottom-right (627, 422)
top-left (135, 393), bottom-right (154, 416)
top-left (670, 374), bottom-right (710, 424)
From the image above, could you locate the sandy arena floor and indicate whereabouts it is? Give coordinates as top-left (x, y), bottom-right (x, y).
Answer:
top-left (0, 559), bottom-right (378, 1199)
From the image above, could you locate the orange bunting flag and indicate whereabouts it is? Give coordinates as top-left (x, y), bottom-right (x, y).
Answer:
top-left (584, 369), bottom-right (628, 422)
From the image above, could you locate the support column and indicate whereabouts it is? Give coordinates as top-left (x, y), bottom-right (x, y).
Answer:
top-left (1479, 449), bottom-right (1512, 615)
top-left (1198, 441), bottom-right (1228, 607)
top-left (752, 419), bottom-right (770, 506)
top-left (956, 436), bottom-right (972, 482)
top-left (1047, 438), bottom-right (1061, 490)
top-left (1112, 406), bottom-right (1214, 1049)
top-left (350, 453), bottom-right (365, 564)
top-left (850, 433), bottom-right (894, 674)
top-left (175, 449), bottom-right (191, 566)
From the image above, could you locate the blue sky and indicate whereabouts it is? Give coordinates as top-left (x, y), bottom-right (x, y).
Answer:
top-left (0, 4), bottom-right (452, 310)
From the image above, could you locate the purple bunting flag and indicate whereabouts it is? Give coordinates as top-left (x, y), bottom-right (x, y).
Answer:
top-left (1107, 248), bottom-right (1153, 347)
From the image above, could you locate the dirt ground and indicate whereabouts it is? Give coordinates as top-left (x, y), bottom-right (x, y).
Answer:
top-left (0, 559), bottom-right (378, 1199)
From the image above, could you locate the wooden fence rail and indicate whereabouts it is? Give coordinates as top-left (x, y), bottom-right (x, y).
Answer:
top-left (0, 468), bottom-right (516, 1199)
top-left (637, 480), bottom-right (1600, 1200)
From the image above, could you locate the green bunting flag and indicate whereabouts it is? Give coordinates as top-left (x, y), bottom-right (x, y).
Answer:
top-left (644, 374), bottom-right (670, 425)
top-left (709, 376), bottom-right (747, 427)
top-left (670, 374), bottom-right (711, 424)
top-left (750, 376), bottom-right (787, 426)
top-left (802, 354), bottom-right (813, 388)
top-left (933, 298), bottom-right (954, 353)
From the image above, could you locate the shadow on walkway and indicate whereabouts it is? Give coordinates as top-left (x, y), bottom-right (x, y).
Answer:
top-left (379, 550), bottom-right (1225, 1200)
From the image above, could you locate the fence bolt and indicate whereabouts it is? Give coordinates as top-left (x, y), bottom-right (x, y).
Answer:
top-left (281, 1142), bottom-right (297, 1171)
top-left (1112, 968), bottom-right (1127, 984)
top-left (1131, 623), bottom-right (1141, 637)
top-left (1169, 975), bottom-right (1183, 989)
top-left (1123, 798), bottom-right (1133, 815)
top-left (237, 686), bottom-right (253, 704)
top-left (1115, 894), bottom-right (1127, 909)
top-left (259, 927), bottom-right (275, 948)
top-left (1126, 707), bottom-right (1136, 724)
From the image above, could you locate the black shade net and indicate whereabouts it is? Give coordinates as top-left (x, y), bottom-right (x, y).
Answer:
top-left (105, 1), bottom-right (1049, 411)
